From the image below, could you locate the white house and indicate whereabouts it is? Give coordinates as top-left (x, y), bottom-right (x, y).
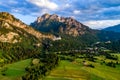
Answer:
top-left (53, 36), bottom-right (62, 41)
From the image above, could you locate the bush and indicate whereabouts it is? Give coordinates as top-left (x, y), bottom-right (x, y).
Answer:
top-left (88, 64), bottom-right (95, 68)
top-left (106, 61), bottom-right (116, 68)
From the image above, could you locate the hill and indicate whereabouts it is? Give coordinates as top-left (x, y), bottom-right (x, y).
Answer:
top-left (103, 24), bottom-right (120, 32)
top-left (0, 12), bottom-right (54, 64)
top-left (0, 12), bottom-right (53, 43)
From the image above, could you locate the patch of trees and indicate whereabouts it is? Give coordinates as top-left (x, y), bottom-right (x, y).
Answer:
top-left (105, 54), bottom-right (118, 60)
top-left (59, 55), bottom-right (75, 62)
top-left (22, 39), bottom-right (59, 80)
top-left (83, 61), bottom-right (95, 68)
top-left (106, 61), bottom-right (116, 68)
top-left (108, 40), bottom-right (120, 52)
top-left (100, 60), bottom-right (120, 68)
top-left (0, 38), bottom-right (60, 80)
top-left (22, 53), bottom-right (59, 80)
top-left (99, 51), bottom-right (118, 60)
top-left (0, 37), bottom-right (41, 65)
top-left (94, 40), bottom-right (120, 52)
top-left (80, 52), bottom-right (97, 62)
top-left (97, 31), bottom-right (120, 41)
top-left (44, 33), bottom-right (98, 52)
top-left (87, 64), bottom-right (95, 68)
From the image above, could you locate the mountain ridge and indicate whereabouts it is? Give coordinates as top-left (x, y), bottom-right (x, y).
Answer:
top-left (0, 12), bottom-right (54, 43)
top-left (103, 24), bottom-right (120, 32)
top-left (30, 13), bottom-right (93, 36)
top-left (30, 13), bottom-right (120, 42)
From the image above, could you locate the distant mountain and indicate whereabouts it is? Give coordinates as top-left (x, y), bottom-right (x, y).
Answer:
top-left (103, 24), bottom-right (120, 32)
top-left (30, 13), bottom-right (120, 43)
top-left (96, 30), bottom-right (120, 41)
top-left (0, 12), bottom-right (53, 43)
top-left (30, 13), bottom-right (94, 36)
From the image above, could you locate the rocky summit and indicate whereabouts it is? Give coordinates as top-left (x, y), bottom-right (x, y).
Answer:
top-left (30, 13), bottom-right (93, 36)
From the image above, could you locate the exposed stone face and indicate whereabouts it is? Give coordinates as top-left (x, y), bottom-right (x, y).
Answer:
top-left (0, 32), bottom-right (20, 43)
top-left (31, 13), bottom-right (92, 36)
top-left (0, 12), bottom-right (54, 43)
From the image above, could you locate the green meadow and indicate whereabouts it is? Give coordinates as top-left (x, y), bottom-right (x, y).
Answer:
top-left (0, 54), bottom-right (120, 80)
top-left (45, 54), bottom-right (120, 80)
top-left (0, 59), bottom-right (31, 80)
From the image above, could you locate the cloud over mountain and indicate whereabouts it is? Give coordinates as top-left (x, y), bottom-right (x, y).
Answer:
top-left (26, 0), bottom-right (58, 10)
top-left (0, 0), bottom-right (120, 29)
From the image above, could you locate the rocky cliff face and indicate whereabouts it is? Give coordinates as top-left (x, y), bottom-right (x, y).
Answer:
top-left (30, 13), bottom-right (92, 36)
top-left (0, 12), bottom-right (53, 43)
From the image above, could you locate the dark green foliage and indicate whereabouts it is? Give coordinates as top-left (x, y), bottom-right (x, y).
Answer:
top-left (88, 64), bottom-right (95, 68)
top-left (106, 61), bottom-right (116, 68)
top-left (0, 34), bottom-right (41, 64)
top-left (0, 18), bottom-right (42, 64)
top-left (46, 33), bottom-right (98, 52)
top-left (103, 24), bottom-right (120, 32)
top-left (30, 20), bottom-right (66, 33)
top-left (22, 39), bottom-right (59, 80)
top-left (105, 54), bottom-right (118, 60)
top-left (23, 53), bottom-right (59, 80)
top-left (98, 51), bottom-right (118, 60)
top-left (59, 55), bottom-right (75, 62)
top-left (107, 40), bottom-right (120, 52)
top-left (93, 40), bottom-right (120, 52)
top-left (97, 31), bottom-right (120, 41)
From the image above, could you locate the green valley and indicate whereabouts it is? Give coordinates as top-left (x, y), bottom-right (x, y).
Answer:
top-left (45, 53), bottom-right (120, 80)
top-left (0, 59), bottom-right (31, 80)
top-left (0, 12), bottom-right (120, 80)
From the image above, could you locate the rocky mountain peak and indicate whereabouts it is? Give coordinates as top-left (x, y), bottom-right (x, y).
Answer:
top-left (41, 13), bottom-right (50, 19)
top-left (37, 13), bottom-right (59, 23)
top-left (31, 13), bottom-right (92, 36)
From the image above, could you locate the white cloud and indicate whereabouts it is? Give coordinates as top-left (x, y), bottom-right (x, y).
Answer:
top-left (65, 4), bottom-right (71, 8)
top-left (73, 10), bottom-right (81, 15)
top-left (83, 20), bottom-right (120, 29)
top-left (27, 0), bottom-right (58, 10)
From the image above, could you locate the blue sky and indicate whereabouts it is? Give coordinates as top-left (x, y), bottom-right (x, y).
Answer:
top-left (0, 0), bottom-right (120, 29)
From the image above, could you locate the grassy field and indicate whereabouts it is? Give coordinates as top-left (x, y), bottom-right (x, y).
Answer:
top-left (0, 59), bottom-right (31, 80)
top-left (0, 54), bottom-right (120, 80)
top-left (44, 60), bottom-right (103, 80)
top-left (45, 54), bottom-right (120, 80)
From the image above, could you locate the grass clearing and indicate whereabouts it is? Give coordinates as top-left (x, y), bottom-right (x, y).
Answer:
top-left (0, 54), bottom-right (120, 80)
top-left (45, 53), bottom-right (120, 80)
top-left (45, 60), bottom-right (103, 80)
top-left (0, 59), bottom-right (31, 80)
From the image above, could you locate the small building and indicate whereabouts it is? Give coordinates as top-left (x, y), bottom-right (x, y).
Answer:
top-left (53, 36), bottom-right (62, 41)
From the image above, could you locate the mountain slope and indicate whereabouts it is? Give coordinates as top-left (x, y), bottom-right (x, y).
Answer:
top-left (0, 12), bottom-right (55, 64)
top-left (103, 24), bottom-right (120, 32)
top-left (31, 14), bottom-right (120, 44)
top-left (30, 13), bottom-right (93, 36)
top-left (0, 12), bottom-right (53, 43)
